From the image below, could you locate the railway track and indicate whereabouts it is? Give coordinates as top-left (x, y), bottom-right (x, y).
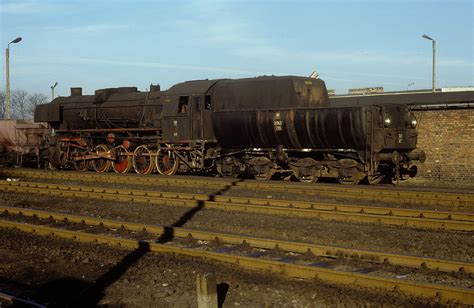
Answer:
top-left (2, 169), bottom-right (473, 207)
top-left (1, 205), bottom-right (471, 273)
top-left (1, 180), bottom-right (473, 231)
top-left (0, 206), bottom-right (473, 304)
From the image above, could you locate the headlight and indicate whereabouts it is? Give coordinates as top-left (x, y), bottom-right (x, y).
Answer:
top-left (383, 114), bottom-right (392, 127)
top-left (408, 115), bottom-right (417, 128)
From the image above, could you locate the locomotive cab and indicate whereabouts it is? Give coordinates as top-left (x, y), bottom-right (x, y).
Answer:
top-left (162, 80), bottom-right (218, 142)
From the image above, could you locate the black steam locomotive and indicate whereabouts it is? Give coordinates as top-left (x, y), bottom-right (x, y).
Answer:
top-left (35, 76), bottom-right (425, 184)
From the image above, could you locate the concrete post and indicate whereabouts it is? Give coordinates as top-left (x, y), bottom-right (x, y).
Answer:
top-left (5, 47), bottom-right (10, 119)
top-left (432, 39), bottom-right (436, 92)
top-left (196, 273), bottom-right (218, 308)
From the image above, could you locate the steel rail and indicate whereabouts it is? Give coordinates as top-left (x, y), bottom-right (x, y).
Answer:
top-left (0, 181), bottom-right (473, 231)
top-left (0, 219), bottom-right (472, 304)
top-left (1, 205), bottom-right (471, 274)
top-left (0, 292), bottom-right (46, 308)
top-left (2, 169), bottom-right (472, 207)
top-left (1, 180), bottom-right (473, 221)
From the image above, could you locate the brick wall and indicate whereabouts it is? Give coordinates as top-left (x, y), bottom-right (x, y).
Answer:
top-left (413, 108), bottom-right (474, 183)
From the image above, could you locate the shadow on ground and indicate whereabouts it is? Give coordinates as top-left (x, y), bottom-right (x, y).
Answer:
top-left (70, 178), bottom-right (243, 306)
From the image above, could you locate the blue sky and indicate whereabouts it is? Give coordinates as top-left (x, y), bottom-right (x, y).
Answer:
top-left (1, 0), bottom-right (473, 97)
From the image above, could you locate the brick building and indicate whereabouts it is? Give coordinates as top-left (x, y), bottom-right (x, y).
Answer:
top-left (413, 105), bottom-right (473, 183)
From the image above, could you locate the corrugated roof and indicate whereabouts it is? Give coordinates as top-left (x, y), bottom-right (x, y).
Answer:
top-left (330, 91), bottom-right (474, 107)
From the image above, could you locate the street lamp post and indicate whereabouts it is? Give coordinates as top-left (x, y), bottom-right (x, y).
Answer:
top-left (5, 36), bottom-right (22, 120)
top-left (51, 82), bottom-right (59, 100)
top-left (422, 34), bottom-right (436, 92)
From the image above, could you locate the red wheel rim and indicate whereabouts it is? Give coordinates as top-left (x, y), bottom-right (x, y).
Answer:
top-left (132, 146), bottom-right (154, 174)
top-left (114, 158), bottom-right (129, 173)
top-left (112, 146), bottom-right (131, 173)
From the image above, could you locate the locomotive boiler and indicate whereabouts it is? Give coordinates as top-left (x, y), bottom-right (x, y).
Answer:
top-left (34, 75), bottom-right (425, 184)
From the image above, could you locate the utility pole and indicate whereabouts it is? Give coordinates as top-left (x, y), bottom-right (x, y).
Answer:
top-left (5, 47), bottom-right (10, 119)
top-left (5, 37), bottom-right (22, 119)
top-left (422, 34), bottom-right (436, 92)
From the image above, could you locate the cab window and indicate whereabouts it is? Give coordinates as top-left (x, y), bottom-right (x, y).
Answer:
top-left (178, 96), bottom-right (189, 113)
top-left (205, 95), bottom-right (212, 110)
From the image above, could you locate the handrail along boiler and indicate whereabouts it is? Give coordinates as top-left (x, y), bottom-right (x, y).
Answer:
top-left (34, 76), bottom-right (425, 184)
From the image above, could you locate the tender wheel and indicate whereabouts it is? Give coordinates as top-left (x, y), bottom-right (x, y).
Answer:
top-left (291, 158), bottom-right (320, 183)
top-left (367, 174), bottom-right (384, 185)
top-left (91, 144), bottom-right (112, 173)
top-left (338, 175), bottom-right (360, 185)
top-left (132, 145), bottom-right (154, 174)
top-left (297, 175), bottom-right (318, 183)
top-left (217, 157), bottom-right (239, 178)
top-left (248, 157), bottom-right (276, 181)
top-left (338, 169), bottom-right (362, 185)
top-left (112, 145), bottom-right (132, 174)
top-left (155, 146), bottom-right (179, 175)
top-left (255, 170), bottom-right (275, 181)
top-left (337, 159), bottom-right (362, 185)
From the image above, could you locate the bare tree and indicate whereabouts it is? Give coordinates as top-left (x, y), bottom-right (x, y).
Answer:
top-left (0, 90), bottom-right (5, 119)
top-left (11, 89), bottom-right (29, 120)
top-left (27, 93), bottom-right (49, 118)
top-left (3, 90), bottom-right (49, 120)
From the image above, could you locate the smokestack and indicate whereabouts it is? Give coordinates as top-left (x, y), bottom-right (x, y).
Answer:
top-left (70, 87), bottom-right (83, 97)
top-left (150, 84), bottom-right (161, 92)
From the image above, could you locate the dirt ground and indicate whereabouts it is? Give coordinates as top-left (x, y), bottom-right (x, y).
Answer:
top-left (0, 228), bottom-right (441, 307)
top-left (0, 180), bottom-right (472, 306)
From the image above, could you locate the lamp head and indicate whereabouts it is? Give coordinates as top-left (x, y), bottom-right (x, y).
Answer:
top-left (10, 37), bottom-right (22, 44)
top-left (422, 34), bottom-right (434, 41)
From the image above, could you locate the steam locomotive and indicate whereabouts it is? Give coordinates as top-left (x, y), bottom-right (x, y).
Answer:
top-left (34, 76), bottom-right (425, 184)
